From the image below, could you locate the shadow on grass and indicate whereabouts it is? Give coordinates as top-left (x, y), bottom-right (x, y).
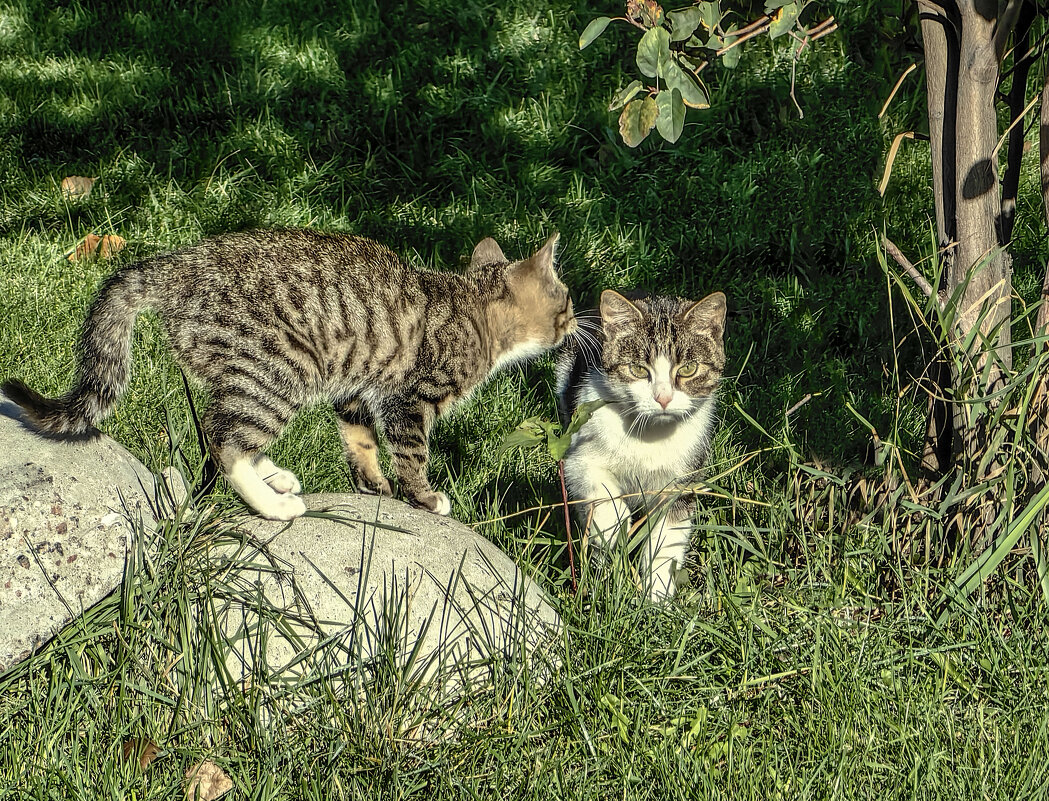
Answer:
top-left (2, 0), bottom-right (914, 469)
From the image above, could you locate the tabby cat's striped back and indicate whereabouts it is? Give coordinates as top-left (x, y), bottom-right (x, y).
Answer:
top-left (4, 229), bottom-right (577, 520)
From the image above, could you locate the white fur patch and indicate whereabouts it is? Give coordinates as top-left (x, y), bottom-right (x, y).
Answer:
top-left (228, 457), bottom-right (306, 520)
top-left (562, 374), bottom-right (717, 497)
top-left (491, 340), bottom-right (548, 373)
top-left (431, 491), bottom-right (452, 516)
top-left (254, 455), bottom-right (302, 494)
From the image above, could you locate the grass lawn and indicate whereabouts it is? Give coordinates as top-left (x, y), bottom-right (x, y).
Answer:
top-left (3, 0), bottom-right (1049, 797)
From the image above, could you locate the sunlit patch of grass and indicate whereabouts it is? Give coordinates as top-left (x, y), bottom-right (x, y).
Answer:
top-left (0, 54), bottom-right (169, 125)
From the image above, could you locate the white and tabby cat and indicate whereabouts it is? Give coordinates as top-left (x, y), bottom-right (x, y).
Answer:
top-left (556, 289), bottom-right (726, 601)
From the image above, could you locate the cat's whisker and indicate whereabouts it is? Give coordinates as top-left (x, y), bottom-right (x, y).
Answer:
top-left (572, 327), bottom-right (602, 365)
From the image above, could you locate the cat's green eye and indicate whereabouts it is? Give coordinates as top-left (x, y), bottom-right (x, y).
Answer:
top-left (677, 361), bottom-right (700, 378)
top-left (627, 363), bottom-right (649, 379)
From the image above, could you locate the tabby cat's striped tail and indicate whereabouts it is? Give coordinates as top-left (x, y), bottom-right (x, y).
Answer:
top-left (3, 269), bottom-right (153, 437)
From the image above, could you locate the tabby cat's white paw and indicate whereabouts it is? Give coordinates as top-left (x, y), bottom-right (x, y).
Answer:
top-left (254, 456), bottom-right (302, 494)
top-left (432, 492), bottom-right (452, 516)
top-left (264, 469), bottom-right (302, 495)
top-left (256, 492), bottom-right (307, 521)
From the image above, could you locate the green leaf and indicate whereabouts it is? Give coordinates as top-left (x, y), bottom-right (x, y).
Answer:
top-left (619, 96), bottom-right (658, 147)
top-left (496, 421), bottom-right (544, 459)
top-left (655, 88), bottom-right (685, 143)
top-left (579, 16), bottom-right (612, 50)
top-left (697, 1), bottom-right (722, 32)
top-left (663, 58), bottom-right (709, 109)
top-left (609, 80), bottom-right (645, 111)
top-left (636, 26), bottom-right (671, 78)
top-left (547, 399), bottom-right (607, 460)
top-left (769, 2), bottom-right (802, 39)
top-left (564, 400), bottom-right (606, 438)
top-left (667, 8), bottom-right (704, 42)
top-left (547, 432), bottom-right (572, 462)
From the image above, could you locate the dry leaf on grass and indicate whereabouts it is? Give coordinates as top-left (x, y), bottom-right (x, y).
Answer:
top-left (68, 233), bottom-right (126, 262)
top-left (60, 175), bottom-right (96, 199)
top-left (121, 738), bottom-right (161, 770)
top-left (185, 759), bottom-right (233, 801)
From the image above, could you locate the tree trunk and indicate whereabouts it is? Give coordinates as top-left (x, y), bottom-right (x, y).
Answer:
top-left (952, 2), bottom-right (1012, 385)
top-left (919, 2), bottom-right (1014, 481)
top-left (1032, 67), bottom-right (1049, 483)
top-left (914, 2), bottom-right (1020, 550)
top-left (918, 2), bottom-right (956, 477)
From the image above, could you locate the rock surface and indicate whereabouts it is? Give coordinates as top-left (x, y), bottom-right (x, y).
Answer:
top-left (216, 494), bottom-right (561, 696)
top-left (0, 398), bottom-right (162, 673)
top-left (1, 397), bottom-right (561, 697)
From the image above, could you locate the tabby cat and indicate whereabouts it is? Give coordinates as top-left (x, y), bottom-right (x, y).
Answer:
top-left (556, 289), bottom-right (726, 601)
top-left (4, 229), bottom-right (576, 521)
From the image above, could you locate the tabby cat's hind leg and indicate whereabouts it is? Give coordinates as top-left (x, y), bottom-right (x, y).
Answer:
top-left (380, 398), bottom-right (450, 515)
top-left (336, 399), bottom-right (392, 497)
top-left (207, 393), bottom-right (305, 521)
top-left (253, 454), bottom-right (302, 494)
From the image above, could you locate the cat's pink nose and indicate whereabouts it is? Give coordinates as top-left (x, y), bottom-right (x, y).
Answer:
top-left (654, 391), bottom-right (672, 409)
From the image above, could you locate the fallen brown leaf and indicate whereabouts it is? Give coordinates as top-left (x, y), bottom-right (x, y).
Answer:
top-left (60, 175), bottom-right (96, 199)
top-left (185, 759), bottom-right (233, 801)
top-left (68, 233), bottom-right (127, 262)
top-left (121, 738), bottom-right (161, 770)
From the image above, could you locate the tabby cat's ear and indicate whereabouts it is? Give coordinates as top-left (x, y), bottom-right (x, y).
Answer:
top-left (512, 232), bottom-right (561, 277)
top-left (600, 290), bottom-right (643, 327)
top-left (681, 291), bottom-right (727, 338)
top-left (470, 237), bottom-right (508, 268)
top-left (538, 232), bottom-right (561, 271)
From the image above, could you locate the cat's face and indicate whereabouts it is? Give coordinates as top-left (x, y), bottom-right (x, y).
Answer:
top-left (598, 290), bottom-right (726, 420)
top-left (473, 234), bottom-right (577, 361)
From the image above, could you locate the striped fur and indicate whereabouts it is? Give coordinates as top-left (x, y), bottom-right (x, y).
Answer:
top-left (4, 229), bottom-right (576, 520)
top-left (555, 290), bottom-right (726, 601)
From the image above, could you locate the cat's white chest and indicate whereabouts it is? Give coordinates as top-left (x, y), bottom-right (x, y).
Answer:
top-left (572, 399), bottom-right (715, 488)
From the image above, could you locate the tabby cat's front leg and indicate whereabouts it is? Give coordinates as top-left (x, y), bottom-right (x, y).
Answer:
top-left (380, 398), bottom-right (451, 515)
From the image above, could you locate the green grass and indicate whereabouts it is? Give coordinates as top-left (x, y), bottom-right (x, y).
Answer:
top-left (3, 0), bottom-right (1049, 797)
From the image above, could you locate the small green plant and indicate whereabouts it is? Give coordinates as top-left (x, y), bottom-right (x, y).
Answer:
top-left (498, 400), bottom-right (605, 591)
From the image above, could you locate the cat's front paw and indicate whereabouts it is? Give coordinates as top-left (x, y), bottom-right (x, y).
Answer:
top-left (255, 492), bottom-right (307, 521)
top-left (413, 490), bottom-right (452, 516)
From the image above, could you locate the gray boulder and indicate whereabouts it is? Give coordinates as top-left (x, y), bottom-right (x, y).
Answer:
top-left (0, 398), bottom-right (165, 673)
top-left (214, 494), bottom-right (562, 698)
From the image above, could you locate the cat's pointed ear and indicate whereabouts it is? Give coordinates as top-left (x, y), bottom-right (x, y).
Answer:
top-left (470, 237), bottom-right (508, 268)
top-left (527, 232), bottom-right (560, 274)
top-left (537, 232), bottom-right (560, 272)
top-left (600, 290), bottom-right (642, 327)
top-left (682, 291), bottom-right (727, 338)
top-left (513, 232), bottom-right (561, 277)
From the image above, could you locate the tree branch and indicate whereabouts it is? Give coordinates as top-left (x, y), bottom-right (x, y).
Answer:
top-left (883, 235), bottom-right (945, 311)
